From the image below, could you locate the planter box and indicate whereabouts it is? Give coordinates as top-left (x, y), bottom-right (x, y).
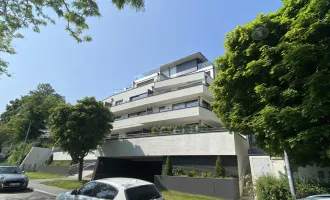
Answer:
top-left (154, 175), bottom-right (239, 200)
top-left (38, 165), bottom-right (69, 176)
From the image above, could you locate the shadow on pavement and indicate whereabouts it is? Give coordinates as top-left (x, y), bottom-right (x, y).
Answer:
top-left (0, 188), bottom-right (33, 194)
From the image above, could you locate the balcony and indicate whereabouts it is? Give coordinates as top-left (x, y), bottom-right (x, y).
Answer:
top-left (112, 104), bottom-right (219, 131)
top-left (110, 83), bottom-right (212, 114)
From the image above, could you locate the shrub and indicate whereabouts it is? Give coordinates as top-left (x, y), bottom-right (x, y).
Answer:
top-left (45, 154), bottom-right (53, 165)
top-left (163, 157), bottom-right (173, 176)
top-left (295, 178), bottom-right (329, 199)
top-left (254, 175), bottom-right (293, 200)
top-left (214, 155), bottom-right (225, 177)
top-left (187, 169), bottom-right (199, 177)
top-left (160, 126), bottom-right (169, 132)
top-left (173, 168), bottom-right (185, 176)
top-left (151, 127), bottom-right (158, 133)
top-left (201, 172), bottom-right (214, 178)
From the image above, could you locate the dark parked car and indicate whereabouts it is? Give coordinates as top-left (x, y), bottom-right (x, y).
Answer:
top-left (0, 166), bottom-right (29, 190)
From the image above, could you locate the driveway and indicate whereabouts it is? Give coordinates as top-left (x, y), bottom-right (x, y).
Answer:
top-left (0, 189), bottom-right (55, 200)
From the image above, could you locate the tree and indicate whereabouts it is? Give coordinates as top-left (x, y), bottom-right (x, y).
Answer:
top-left (163, 156), bottom-right (173, 176)
top-left (214, 155), bottom-right (225, 177)
top-left (0, 0), bottom-right (145, 77)
top-left (49, 97), bottom-right (113, 181)
top-left (0, 83), bottom-right (64, 142)
top-left (2, 83), bottom-right (65, 141)
top-left (211, 0), bottom-right (330, 166)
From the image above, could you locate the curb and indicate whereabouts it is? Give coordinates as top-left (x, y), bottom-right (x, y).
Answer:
top-left (33, 188), bottom-right (57, 197)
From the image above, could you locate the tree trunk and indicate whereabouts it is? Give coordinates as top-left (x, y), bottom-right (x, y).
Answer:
top-left (78, 157), bottom-right (84, 181)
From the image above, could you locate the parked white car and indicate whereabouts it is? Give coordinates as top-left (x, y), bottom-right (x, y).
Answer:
top-left (55, 177), bottom-right (164, 200)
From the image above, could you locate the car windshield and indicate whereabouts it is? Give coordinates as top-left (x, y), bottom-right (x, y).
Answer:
top-left (125, 185), bottom-right (161, 200)
top-left (0, 167), bottom-right (22, 174)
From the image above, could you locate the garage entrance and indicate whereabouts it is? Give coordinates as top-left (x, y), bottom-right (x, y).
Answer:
top-left (93, 157), bottom-right (164, 182)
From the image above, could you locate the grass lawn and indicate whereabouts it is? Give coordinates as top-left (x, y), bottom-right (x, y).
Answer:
top-left (26, 172), bottom-right (65, 180)
top-left (40, 180), bottom-right (223, 200)
top-left (41, 180), bottom-right (88, 190)
top-left (161, 190), bottom-right (223, 200)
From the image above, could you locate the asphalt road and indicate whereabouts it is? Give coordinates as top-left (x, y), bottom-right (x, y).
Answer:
top-left (0, 188), bottom-right (55, 200)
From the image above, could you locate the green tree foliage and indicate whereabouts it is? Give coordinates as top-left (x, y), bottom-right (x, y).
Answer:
top-left (0, 0), bottom-right (145, 77)
top-left (164, 156), bottom-right (173, 176)
top-left (211, 0), bottom-right (330, 166)
top-left (1, 83), bottom-right (65, 141)
top-left (49, 97), bottom-right (114, 181)
top-left (214, 155), bottom-right (225, 177)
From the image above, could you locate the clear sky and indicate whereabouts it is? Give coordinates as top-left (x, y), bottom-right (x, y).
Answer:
top-left (0, 0), bottom-right (283, 112)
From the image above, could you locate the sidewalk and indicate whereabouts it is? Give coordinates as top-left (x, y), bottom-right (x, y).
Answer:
top-left (28, 177), bottom-right (75, 196)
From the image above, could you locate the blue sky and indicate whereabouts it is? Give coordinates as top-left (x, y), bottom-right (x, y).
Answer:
top-left (0, 0), bottom-right (283, 112)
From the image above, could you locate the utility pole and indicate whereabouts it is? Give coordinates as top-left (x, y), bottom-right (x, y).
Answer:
top-left (284, 150), bottom-right (296, 199)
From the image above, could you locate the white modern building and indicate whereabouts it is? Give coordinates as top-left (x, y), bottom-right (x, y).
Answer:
top-left (92, 52), bottom-right (249, 196)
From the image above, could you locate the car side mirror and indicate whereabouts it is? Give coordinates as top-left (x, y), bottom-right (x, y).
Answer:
top-left (22, 171), bottom-right (25, 174)
top-left (71, 189), bottom-right (78, 195)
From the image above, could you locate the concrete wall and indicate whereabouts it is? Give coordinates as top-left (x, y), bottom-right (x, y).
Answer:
top-left (53, 151), bottom-right (97, 161)
top-left (234, 134), bottom-right (249, 196)
top-left (155, 72), bottom-right (205, 90)
top-left (20, 147), bottom-right (52, 172)
top-left (38, 165), bottom-right (69, 176)
top-left (97, 132), bottom-right (237, 157)
top-left (154, 175), bottom-right (239, 200)
top-left (293, 165), bottom-right (330, 181)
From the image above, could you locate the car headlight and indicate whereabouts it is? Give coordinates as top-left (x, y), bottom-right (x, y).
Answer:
top-left (23, 176), bottom-right (29, 182)
top-left (0, 176), bottom-right (5, 182)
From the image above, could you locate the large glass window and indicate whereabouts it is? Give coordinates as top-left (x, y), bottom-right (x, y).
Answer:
top-left (78, 182), bottom-right (98, 197)
top-left (125, 185), bottom-right (161, 200)
top-left (159, 106), bottom-right (166, 112)
top-left (185, 100), bottom-right (199, 108)
top-left (94, 183), bottom-right (118, 199)
top-left (130, 93), bottom-right (148, 101)
top-left (172, 102), bottom-right (185, 110)
top-left (115, 100), bottom-right (123, 106)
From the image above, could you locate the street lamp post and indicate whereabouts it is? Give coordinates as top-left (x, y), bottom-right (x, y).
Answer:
top-left (18, 120), bottom-right (32, 166)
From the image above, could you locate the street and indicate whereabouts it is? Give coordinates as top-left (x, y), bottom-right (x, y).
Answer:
top-left (0, 189), bottom-right (55, 200)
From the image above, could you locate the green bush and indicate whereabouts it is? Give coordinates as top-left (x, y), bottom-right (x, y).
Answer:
top-left (201, 172), bottom-right (214, 178)
top-left (151, 127), bottom-right (158, 133)
top-left (295, 178), bottom-right (329, 199)
top-left (163, 157), bottom-right (173, 176)
top-left (254, 175), bottom-right (293, 200)
top-left (214, 155), bottom-right (225, 177)
top-left (160, 126), bottom-right (169, 132)
top-left (50, 161), bottom-right (71, 166)
top-left (173, 168), bottom-right (185, 176)
top-left (255, 175), bottom-right (330, 200)
top-left (187, 169), bottom-right (199, 177)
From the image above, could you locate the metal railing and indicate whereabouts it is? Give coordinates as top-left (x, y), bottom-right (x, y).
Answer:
top-left (108, 127), bottom-right (228, 140)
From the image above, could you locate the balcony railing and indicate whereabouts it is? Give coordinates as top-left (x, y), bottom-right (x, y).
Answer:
top-left (114, 102), bottom-right (212, 121)
top-left (198, 61), bottom-right (213, 69)
top-left (107, 127), bottom-right (228, 140)
top-left (108, 82), bottom-right (205, 108)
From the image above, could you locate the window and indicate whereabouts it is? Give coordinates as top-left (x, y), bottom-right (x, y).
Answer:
top-left (114, 116), bottom-right (121, 120)
top-left (205, 71), bottom-right (211, 76)
top-left (130, 93), bottom-right (148, 101)
top-left (94, 183), bottom-right (118, 199)
top-left (172, 102), bottom-right (185, 110)
top-left (78, 182), bottom-right (98, 197)
top-left (115, 100), bottom-right (123, 106)
top-left (125, 185), bottom-right (161, 200)
top-left (185, 100), bottom-right (199, 108)
top-left (202, 100), bottom-right (212, 111)
top-left (128, 113), bottom-right (138, 118)
top-left (159, 106), bottom-right (166, 112)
